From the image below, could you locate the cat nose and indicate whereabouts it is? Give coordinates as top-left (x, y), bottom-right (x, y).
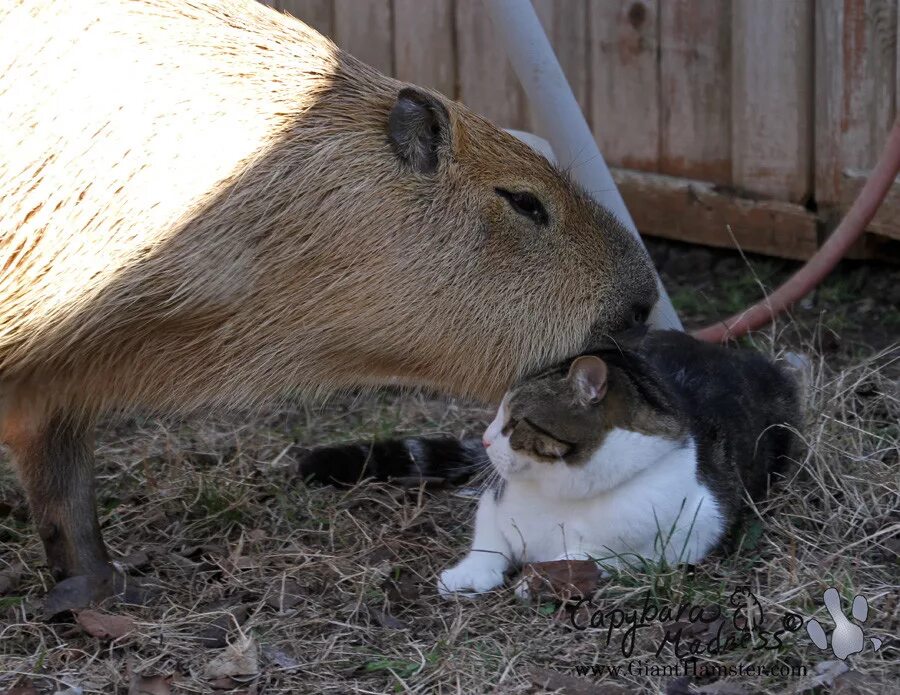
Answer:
top-left (482, 437), bottom-right (491, 449)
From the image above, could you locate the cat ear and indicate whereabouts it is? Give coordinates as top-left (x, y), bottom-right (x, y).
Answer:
top-left (568, 355), bottom-right (608, 404)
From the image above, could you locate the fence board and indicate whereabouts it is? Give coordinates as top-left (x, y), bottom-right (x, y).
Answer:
top-left (613, 169), bottom-right (818, 260)
top-left (455, 0), bottom-right (526, 129)
top-left (815, 0), bottom-right (897, 208)
top-left (588, 0), bottom-right (660, 171)
top-left (732, 0), bottom-right (812, 202)
top-left (529, 0), bottom-right (589, 133)
top-left (659, 0), bottom-right (730, 183)
top-left (278, 0), bottom-right (334, 38)
top-left (333, 0), bottom-right (393, 75)
top-left (393, 0), bottom-right (455, 98)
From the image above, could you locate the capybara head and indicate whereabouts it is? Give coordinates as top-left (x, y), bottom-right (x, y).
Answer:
top-left (288, 82), bottom-right (659, 401)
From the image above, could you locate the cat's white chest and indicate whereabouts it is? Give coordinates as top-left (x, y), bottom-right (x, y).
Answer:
top-left (493, 429), bottom-right (724, 567)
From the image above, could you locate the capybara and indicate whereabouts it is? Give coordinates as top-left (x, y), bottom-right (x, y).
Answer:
top-left (0, 0), bottom-right (658, 591)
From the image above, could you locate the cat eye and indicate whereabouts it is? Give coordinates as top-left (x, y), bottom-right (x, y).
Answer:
top-left (501, 418), bottom-right (518, 436)
top-left (495, 188), bottom-right (549, 226)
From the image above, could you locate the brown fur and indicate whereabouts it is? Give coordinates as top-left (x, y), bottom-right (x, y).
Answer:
top-left (0, 0), bottom-right (656, 582)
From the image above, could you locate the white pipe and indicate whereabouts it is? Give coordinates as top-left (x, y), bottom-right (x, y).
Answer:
top-left (486, 0), bottom-right (682, 331)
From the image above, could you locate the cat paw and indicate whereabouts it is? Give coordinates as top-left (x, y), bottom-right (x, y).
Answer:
top-left (437, 562), bottom-right (505, 598)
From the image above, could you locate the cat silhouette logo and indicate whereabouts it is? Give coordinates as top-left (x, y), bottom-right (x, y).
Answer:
top-left (806, 587), bottom-right (884, 659)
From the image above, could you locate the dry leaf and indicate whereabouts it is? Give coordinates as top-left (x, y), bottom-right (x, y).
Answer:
top-left (128, 674), bottom-right (172, 695)
top-left (519, 560), bottom-right (599, 601)
top-left (264, 581), bottom-right (304, 612)
top-left (5, 680), bottom-right (39, 695)
top-left (261, 644), bottom-right (299, 670)
top-left (208, 677), bottom-right (238, 690)
top-left (119, 551), bottom-right (150, 571)
top-left (204, 636), bottom-right (259, 680)
top-left (370, 607), bottom-right (408, 630)
top-left (75, 609), bottom-right (136, 640)
top-left (197, 604), bottom-right (250, 649)
top-left (0, 563), bottom-right (23, 595)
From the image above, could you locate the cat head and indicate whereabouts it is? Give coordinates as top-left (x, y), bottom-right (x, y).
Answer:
top-left (482, 346), bottom-right (687, 497)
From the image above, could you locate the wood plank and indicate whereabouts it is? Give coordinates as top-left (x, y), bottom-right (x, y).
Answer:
top-left (588, 1), bottom-right (660, 171)
top-left (611, 168), bottom-right (819, 260)
top-left (278, 1), bottom-right (334, 38)
top-left (333, 0), bottom-right (393, 75)
top-left (455, 0), bottom-right (526, 128)
top-left (393, 0), bottom-right (455, 98)
top-left (814, 0), bottom-right (845, 206)
top-left (658, 0), bottom-right (731, 183)
top-left (529, 1), bottom-right (589, 132)
top-left (732, 0), bottom-right (813, 202)
top-left (840, 170), bottom-right (900, 241)
top-left (815, 0), bottom-right (897, 207)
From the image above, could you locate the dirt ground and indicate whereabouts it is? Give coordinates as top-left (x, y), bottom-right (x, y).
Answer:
top-left (1, 241), bottom-right (898, 694)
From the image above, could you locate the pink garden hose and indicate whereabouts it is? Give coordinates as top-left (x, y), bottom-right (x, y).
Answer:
top-left (694, 118), bottom-right (900, 343)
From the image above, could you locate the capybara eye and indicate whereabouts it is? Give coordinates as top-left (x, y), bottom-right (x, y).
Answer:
top-left (495, 188), bottom-right (549, 226)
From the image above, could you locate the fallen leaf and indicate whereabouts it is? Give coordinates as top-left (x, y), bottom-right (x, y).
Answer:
top-left (119, 551), bottom-right (150, 571)
top-left (369, 607), bottom-right (408, 630)
top-left (0, 564), bottom-right (23, 595)
top-left (208, 677), bottom-right (238, 690)
top-left (261, 644), bottom-right (299, 670)
top-left (128, 674), bottom-right (172, 695)
top-left (75, 609), bottom-right (136, 640)
top-left (264, 581), bottom-right (304, 612)
top-left (4, 680), bottom-right (39, 695)
top-left (383, 576), bottom-right (420, 603)
top-left (529, 665), bottom-right (629, 694)
top-left (197, 604), bottom-right (250, 649)
top-left (204, 636), bottom-right (259, 680)
top-left (519, 560), bottom-right (599, 601)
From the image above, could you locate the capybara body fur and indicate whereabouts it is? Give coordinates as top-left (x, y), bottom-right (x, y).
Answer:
top-left (0, 0), bottom-right (657, 585)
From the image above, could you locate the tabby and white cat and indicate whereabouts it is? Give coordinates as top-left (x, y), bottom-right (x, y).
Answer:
top-left (301, 330), bottom-right (800, 597)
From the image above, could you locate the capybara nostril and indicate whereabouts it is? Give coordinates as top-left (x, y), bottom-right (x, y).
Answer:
top-left (631, 300), bottom-right (653, 327)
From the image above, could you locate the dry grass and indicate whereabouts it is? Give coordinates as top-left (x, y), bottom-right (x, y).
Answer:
top-left (0, 334), bottom-right (897, 694)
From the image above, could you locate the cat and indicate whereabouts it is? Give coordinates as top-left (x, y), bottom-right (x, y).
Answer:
top-left (300, 330), bottom-right (801, 597)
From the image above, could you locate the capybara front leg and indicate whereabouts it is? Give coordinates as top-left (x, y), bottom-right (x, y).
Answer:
top-left (2, 409), bottom-right (110, 581)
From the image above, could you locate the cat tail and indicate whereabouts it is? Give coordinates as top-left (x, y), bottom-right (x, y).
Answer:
top-left (298, 436), bottom-right (488, 486)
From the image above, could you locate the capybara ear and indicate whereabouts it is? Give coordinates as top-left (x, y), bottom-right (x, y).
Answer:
top-left (388, 87), bottom-right (450, 174)
top-left (567, 355), bottom-right (609, 404)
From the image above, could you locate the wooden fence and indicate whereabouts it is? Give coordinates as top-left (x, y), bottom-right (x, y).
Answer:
top-left (262, 0), bottom-right (899, 261)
